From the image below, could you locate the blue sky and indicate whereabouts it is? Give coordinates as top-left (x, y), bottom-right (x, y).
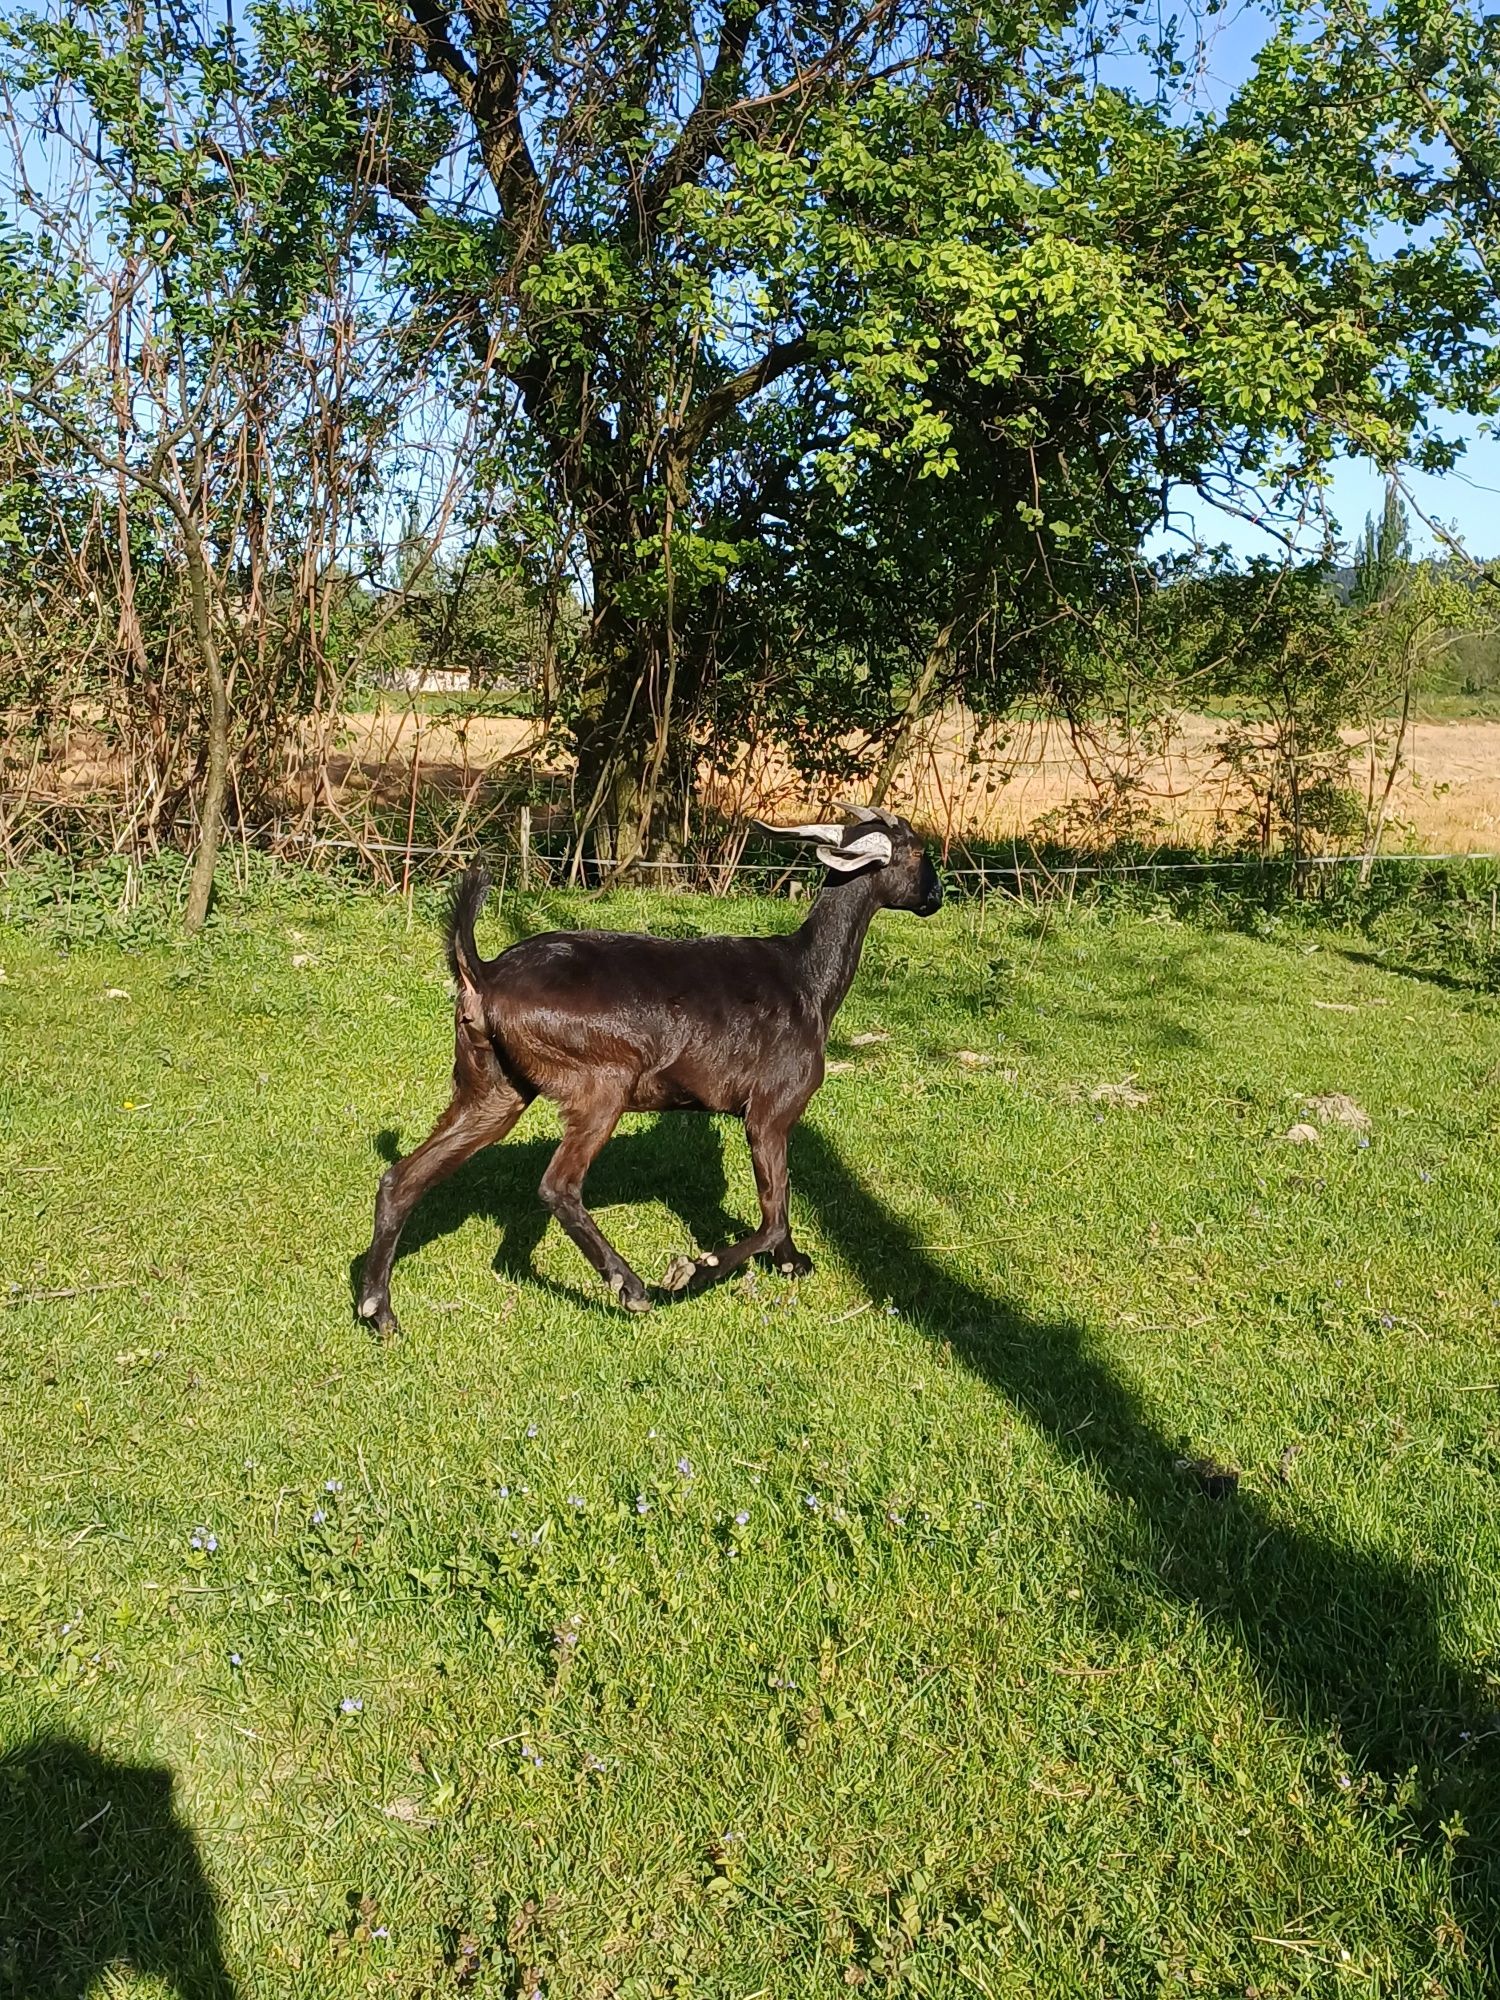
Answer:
top-left (1154, 429), bottom-right (1500, 565)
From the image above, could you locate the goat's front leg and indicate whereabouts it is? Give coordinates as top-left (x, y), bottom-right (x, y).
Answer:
top-left (662, 1104), bottom-right (809, 1293)
top-left (540, 1095), bottom-right (651, 1312)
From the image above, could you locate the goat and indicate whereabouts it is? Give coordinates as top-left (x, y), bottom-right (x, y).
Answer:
top-left (357, 805), bottom-right (943, 1335)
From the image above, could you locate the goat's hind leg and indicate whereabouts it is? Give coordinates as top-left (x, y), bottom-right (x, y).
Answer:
top-left (539, 1092), bottom-right (652, 1313)
top-left (767, 1233), bottom-right (813, 1279)
top-left (358, 1073), bottom-right (530, 1339)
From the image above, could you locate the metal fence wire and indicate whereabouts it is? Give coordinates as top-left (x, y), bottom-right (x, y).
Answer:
top-left (3, 792), bottom-right (1498, 898)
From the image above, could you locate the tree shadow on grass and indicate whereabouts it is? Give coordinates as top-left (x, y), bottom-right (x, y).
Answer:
top-left (1337, 945), bottom-right (1490, 996)
top-left (790, 1119), bottom-right (1500, 1975)
top-left (0, 1736), bottom-right (235, 1998)
top-left (352, 1115), bottom-right (748, 1313)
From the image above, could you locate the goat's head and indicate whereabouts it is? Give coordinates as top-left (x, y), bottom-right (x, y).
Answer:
top-left (753, 803), bottom-right (944, 916)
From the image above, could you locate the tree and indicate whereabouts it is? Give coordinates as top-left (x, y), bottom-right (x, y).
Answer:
top-left (9, 0), bottom-right (1500, 874)
top-left (1352, 483), bottom-right (1411, 609)
top-left (1291, 0), bottom-right (1500, 331)
top-left (0, 0), bottom-right (418, 921)
top-left (197, 0), bottom-right (1487, 864)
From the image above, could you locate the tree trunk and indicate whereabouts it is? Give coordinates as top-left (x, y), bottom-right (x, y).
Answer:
top-left (870, 618), bottom-right (956, 809)
top-left (182, 516), bottom-right (230, 934)
top-left (570, 571), bottom-right (696, 875)
top-left (1359, 674), bottom-right (1412, 886)
top-left (570, 611), bottom-right (653, 873)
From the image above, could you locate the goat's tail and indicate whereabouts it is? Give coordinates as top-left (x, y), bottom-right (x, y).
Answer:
top-left (443, 861), bottom-right (491, 988)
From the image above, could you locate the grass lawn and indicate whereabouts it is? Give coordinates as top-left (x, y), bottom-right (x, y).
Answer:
top-left (2, 874), bottom-right (1499, 1997)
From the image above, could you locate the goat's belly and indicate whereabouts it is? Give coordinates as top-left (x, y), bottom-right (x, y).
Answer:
top-left (628, 1068), bottom-right (741, 1114)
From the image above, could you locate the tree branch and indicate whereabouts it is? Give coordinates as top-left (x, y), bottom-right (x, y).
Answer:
top-left (403, 0), bottom-right (478, 111)
top-left (635, 0), bottom-right (770, 232)
top-left (453, 0), bottom-right (549, 257)
top-left (675, 334), bottom-right (816, 462)
top-left (635, 0), bottom-right (907, 240)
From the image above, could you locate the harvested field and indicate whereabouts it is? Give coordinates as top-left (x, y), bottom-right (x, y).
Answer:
top-left (332, 708), bottom-right (1500, 854)
top-left (13, 705), bottom-right (1500, 853)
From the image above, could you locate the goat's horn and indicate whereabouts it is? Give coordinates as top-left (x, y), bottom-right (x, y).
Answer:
top-left (834, 799), bottom-right (899, 828)
top-left (751, 818), bottom-right (848, 844)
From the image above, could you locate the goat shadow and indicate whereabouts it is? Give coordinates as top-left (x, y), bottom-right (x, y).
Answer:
top-left (350, 1105), bottom-right (1500, 1963)
top-left (0, 1735), bottom-right (236, 1998)
top-left (351, 1113), bottom-right (749, 1312)
top-left (788, 1119), bottom-right (1500, 1977)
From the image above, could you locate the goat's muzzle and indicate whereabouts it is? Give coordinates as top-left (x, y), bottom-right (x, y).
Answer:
top-left (915, 861), bottom-right (944, 917)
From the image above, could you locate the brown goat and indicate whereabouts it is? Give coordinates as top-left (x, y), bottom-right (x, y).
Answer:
top-left (357, 806), bottom-right (943, 1335)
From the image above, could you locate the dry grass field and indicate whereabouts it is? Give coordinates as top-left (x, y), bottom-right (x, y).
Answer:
top-left (23, 703), bottom-right (1500, 854)
top-left (326, 707), bottom-right (1500, 854)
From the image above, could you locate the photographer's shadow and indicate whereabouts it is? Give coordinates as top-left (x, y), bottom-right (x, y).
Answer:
top-left (0, 1736), bottom-right (235, 1998)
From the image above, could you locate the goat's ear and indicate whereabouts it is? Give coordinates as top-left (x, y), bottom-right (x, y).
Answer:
top-left (751, 818), bottom-right (848, 845)
top-left (816, 830), bottom-right (893, 870)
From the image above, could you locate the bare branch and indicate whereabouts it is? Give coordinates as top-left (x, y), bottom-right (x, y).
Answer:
top-left (635, 0), bottom-right (773, 232)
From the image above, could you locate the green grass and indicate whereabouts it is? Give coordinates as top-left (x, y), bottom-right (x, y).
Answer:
top-left (3, 877), bottom-right (1500, 1997)
top-left (1404, 692), bottom-right (1500, 723)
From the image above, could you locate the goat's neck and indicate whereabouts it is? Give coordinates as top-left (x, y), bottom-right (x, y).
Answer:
top-left (794, 874), bottom-right (882, 1030)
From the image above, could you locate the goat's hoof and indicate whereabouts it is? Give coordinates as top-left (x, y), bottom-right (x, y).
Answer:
top-left (609, 1272), bottom-right (653, 1314)
top-left (358, 1296), bottom-right (401, 1342)
top-left (776, 1252), bottom-right (814, 1279)
top-left (661, 1254), bottom-right (699, 1295)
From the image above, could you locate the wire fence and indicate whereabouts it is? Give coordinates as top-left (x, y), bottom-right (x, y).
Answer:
top-left (6, 794), bottom-right (1499, 907)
